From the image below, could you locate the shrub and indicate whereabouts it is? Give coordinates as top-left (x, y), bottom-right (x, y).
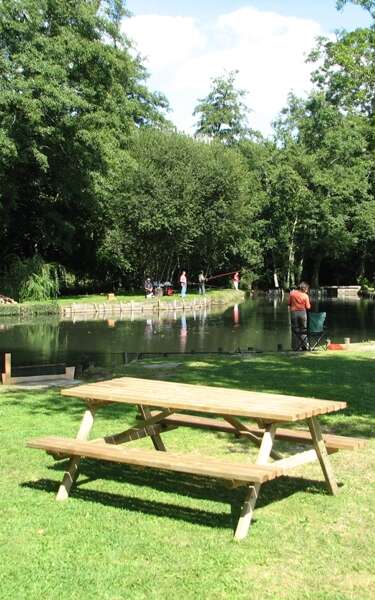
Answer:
top-left (358, 276), bottom-right (370, 291)
top-left (239, 270), bottom-right (256, 291)
top-left (19, 263), bottom-right (60, 302)
top-left (0, 256), bottom-right (64, 301)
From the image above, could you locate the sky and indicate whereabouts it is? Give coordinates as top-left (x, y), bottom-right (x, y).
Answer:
top-left (123, 1), bottom-right (372, 136)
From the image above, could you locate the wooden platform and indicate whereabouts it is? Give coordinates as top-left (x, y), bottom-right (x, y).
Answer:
top-left (1, 353), bottom-right (75, 385)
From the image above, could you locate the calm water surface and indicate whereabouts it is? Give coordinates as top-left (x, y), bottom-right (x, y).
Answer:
top-left (1, 297), bottom-right (375, 367)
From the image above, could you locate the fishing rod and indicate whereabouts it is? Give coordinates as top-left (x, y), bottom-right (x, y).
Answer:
top-left (173, 269), bottom-right (241, 286)
top-left (206, 270), bottom-right (239, 281)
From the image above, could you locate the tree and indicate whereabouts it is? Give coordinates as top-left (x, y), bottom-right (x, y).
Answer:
top-left (98, 128), bottom-right (261, 286)
top-left (0, 0), bottom-right (168, 278)
top-left (336, 0), bottom-right (375, 17)
top-left (193, 71), bottom-right (250, 145)
top-left (306, 4), bottom-right (375, 284)
top-left (309, 28), bottom-right (375, 117)
top-left (273, 92), bottom-right (372, 287)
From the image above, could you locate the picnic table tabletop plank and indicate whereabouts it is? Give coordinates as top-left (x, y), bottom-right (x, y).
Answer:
top-left (61, 377), bottom-right (347, 422)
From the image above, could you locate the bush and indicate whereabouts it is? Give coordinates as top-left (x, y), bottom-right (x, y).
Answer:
top-left (239, 270), bottom-right (256, 291)
top-left (0, 256), bottom-right (64, 301)
top-left (358, 276), bottom-right (371, 292)
top-left (19, 262), bottom-right (60, 302)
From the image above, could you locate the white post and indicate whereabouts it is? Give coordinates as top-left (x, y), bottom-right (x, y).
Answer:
top-left (234, 423), bottom-right (276, 540)
top-left (56, 405), bottom-right (96, 501)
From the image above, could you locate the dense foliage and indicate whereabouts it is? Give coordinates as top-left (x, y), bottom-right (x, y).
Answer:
top-left (193, 71), bottom-right (251, 145)
top-left (1, 0), bottom-right (375, 298)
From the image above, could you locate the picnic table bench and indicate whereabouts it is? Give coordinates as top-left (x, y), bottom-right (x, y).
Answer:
top-left (27, 377), bottom-right (365, 540)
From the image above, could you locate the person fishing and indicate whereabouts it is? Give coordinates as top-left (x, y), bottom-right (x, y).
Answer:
top-left (198, 271), bottom-right (206, 295)
top-left (288, 281), bottom-right (311, 350)
top-left (144, 277), bottom-right (154, 298)
top-left (180, 270), bottom-right (187, 297)
top-left (233, 272), bottom-right (240, 291)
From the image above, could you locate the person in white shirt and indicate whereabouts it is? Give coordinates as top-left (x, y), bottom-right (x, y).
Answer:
top-left (180, 271), bottom-right (187, 297)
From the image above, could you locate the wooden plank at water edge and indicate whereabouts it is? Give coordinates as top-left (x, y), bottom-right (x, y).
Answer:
top-left (61, 377), bottom-right (347, 422)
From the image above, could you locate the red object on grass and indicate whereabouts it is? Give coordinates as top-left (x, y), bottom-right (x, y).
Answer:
top-left (327, 343), bottom-right (345, 350)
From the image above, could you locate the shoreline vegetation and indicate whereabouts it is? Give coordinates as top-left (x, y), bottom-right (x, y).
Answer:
top-left (0, 289), bottom-right (246, 319)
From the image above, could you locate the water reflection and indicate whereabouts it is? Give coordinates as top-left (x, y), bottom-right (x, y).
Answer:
top-left (233, 304), bottom-right (240, 327)
top-left (1, 298), bottom-right (375, 366)
top-left (145, 318), bottom-right (153, 341)
top-left (180, 314), bottom-right (188, 352)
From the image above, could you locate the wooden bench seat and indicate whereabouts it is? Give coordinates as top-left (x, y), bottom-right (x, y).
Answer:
top-left (27, 436), bottom-right (286, 484)
top-left (149, 413), bottom-right (366, 451)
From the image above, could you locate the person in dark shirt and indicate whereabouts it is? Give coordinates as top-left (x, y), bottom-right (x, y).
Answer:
top-left (144, 277), bottom-right (154, 298)
top-left (198, 271), bottom-right (206, 295)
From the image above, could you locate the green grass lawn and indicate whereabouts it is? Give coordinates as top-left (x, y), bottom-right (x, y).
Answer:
top-left (1, 352), bottom-right (374, 599)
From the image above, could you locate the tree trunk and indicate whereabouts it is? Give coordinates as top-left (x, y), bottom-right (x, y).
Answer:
top-left (311, 255), bottom-right (322, 289)
top-left (272, 251), bottom-right (279, 289)
top-left (295, 256), bottom-right (304, 284)
top-left (286, 218), bottom-right (298, 289)
top-left (357, 251), bottom-right (366, 281)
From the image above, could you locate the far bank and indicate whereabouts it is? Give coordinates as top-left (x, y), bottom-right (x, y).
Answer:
top-left (0, 289), bottom-right (246, 319)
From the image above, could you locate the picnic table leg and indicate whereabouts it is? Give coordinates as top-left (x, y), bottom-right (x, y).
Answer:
top-left (56, 404), bottom-right (96, 501)
top-left (224, 415), bottom-right (282, 460)
top-left (139, 405), bottom-right (166, 451)
top-left (307, 416), bottom-right (338, 495)
top-left (234, 423), bottom-right (277, 541)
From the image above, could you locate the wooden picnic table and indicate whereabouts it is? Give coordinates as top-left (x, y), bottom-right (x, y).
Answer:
top-left (27, 377), bottom-right (364, 540)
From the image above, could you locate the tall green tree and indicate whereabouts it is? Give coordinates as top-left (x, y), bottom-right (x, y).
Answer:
top-left (309, 28), bottom-right (375, 117)
top-left (305, 2), bottom-right (375, 283)
top-left (273, 92), bottom-right (372, 286)
top-left (0, 0), bottom-right (167, 276)
top-left (336, 0), bottom-right (375, 17)
top-left (98, 128), bottom-right (261, 285)
top-left (193, 71), bottom-right (250, 145)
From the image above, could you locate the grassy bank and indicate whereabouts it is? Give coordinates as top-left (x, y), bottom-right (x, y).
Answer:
top-left (0, 301), bottom-right (60, 318)
top-left (57, 288), bottom-right (244, 305)
top-left (1, 351), bottom-right (374, 599)
top-left (0, 289), bottom-right (244, 318)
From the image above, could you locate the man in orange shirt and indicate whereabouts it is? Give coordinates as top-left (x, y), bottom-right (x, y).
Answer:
top-left (288, 281), bottom-right (311, 350)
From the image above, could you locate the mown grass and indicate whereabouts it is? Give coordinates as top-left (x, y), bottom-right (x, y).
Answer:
top-left (1, 351), bottom-right (374, 599)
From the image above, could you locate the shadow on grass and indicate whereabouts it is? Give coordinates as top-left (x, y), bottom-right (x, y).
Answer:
top-left (22, 459), bottom-right (329, 532)
top-left (22, 478), bottom-right (234, 530)
top-left (152, 353), bottom-right (375, 436)
top-left (4, 352), bottom-right (375, 439)
top-left (1, 387), bottom-right (138, 421)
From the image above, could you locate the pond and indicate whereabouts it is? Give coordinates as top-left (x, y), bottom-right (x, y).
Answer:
top-left (1, 296), bottom-right (375, 368)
